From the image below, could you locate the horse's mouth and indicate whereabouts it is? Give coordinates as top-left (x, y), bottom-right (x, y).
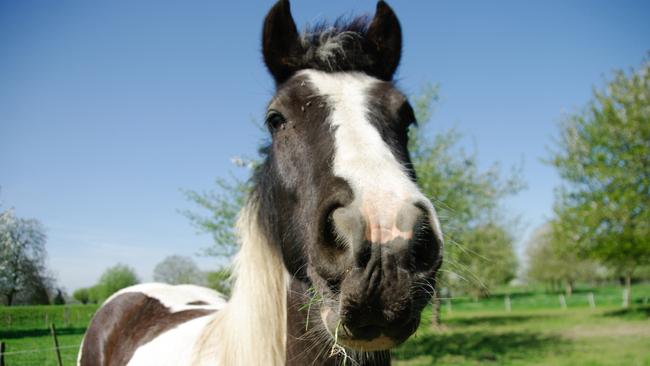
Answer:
top-left (319, 306), bottom-right (418, 351)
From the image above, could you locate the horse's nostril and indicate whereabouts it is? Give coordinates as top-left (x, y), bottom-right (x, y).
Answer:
top-left (410, 216), bottom-right (440, 271)
top-left (323, 211), bottom-right (347, 250)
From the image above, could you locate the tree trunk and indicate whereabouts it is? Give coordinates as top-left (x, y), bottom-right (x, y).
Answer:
top-left (431, 295), bottom-right (442, 328)
top-left (6, 290), bottom-right (15, 307)
top-left (564, 280), bottom-right (573, 297)
top-left (624, 272), bottom-right (632, 308)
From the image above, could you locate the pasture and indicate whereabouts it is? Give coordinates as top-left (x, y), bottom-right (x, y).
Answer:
top-left (1, 285), bottom-right (649, 366)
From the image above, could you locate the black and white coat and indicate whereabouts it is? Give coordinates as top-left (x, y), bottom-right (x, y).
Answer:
top-left (78, 1), bottom-right (443, 365)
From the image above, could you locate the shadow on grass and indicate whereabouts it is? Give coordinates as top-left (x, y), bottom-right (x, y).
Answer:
top-left (445, 314), bottom-right (550, 327)
top-left (393, 330), bottom-right (562, 364)
top-left (603, 305), bottom-right (650, 320)
top-left (0, 327), bottom-right (87, 340)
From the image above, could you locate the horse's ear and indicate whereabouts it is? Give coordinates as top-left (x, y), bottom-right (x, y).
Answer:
top-left (262, 0), bottom-right (301, 84)
top-left (367, 1), bottom-right (402, 80)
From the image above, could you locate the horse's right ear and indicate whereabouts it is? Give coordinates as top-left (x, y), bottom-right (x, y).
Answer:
top-left (262, 0), bottom-right (300, 84)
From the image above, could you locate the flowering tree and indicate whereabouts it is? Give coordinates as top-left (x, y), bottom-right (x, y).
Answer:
top-left (0, 208), bottom-right (48, 306)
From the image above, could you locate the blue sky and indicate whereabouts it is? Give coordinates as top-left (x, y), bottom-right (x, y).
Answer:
top-left (1, 0), bottom-right (648, 292)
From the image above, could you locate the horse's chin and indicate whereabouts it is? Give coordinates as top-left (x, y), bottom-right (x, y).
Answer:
top-left (319, 307), bottom-right (409, 352)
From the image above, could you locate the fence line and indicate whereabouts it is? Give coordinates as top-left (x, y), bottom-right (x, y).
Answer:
top-left (430, 288), bottom-right (649, 314)
top-left (0, 344), bottom-right (80, 356)
top-left (50, 323), bottom-right (63, 366)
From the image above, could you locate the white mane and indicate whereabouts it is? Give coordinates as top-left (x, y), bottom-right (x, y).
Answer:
top-left (193, 201), bottom-right (290, 366)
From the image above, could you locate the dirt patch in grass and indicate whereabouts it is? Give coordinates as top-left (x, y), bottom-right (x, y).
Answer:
top-left (563, 323), bottom-right (650, 339)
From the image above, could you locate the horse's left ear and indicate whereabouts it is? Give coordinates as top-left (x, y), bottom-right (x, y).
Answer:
top-left (367, 1), bottom-right (402, 80)
top-left (262, 0), bottom-right (301, 84)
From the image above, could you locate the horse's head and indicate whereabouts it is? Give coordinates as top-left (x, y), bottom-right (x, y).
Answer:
top-left (255, 0), bottom-right (443, 352)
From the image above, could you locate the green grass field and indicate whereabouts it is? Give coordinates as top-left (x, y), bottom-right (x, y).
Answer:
top-left (0, 304), bottom-right (97, 366)
top-left (393, 284), bottom-right (650, 366)
top-left (0, 285), bottom-right (648, 366)
top-left (393, 306), bottom-right (650, 366)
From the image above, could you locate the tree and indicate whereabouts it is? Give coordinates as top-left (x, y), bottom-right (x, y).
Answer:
top-left (549, 57), bottom-right (650, 305)
top-left (454, 223), bottom-right (518, 299)
top-left (88, 285), bottom-right (104, 304)
top-left (153, 255), bottom-right (205, 285)
top-left (95, 264), bottom-right (139, 302)
top-left (182, 177), bottom-right (249, 258)
top-left (53, 289), bottom-right (66, 305)
top-left (526, 223), bottom-right (601, 295)
top-left (73, 288), bottom-right (90, 304)
top-left (409, 85), bottom-right (523, 299)
top-left (205, 267), bottom-right (232, 297)
top-left (0, 208), bottom-right (51, 306)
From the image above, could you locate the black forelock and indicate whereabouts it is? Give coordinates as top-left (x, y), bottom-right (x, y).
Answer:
top-left (301, 15), bottom-right (371, 43)
top-left (287, 16), bottom-right (380, 76)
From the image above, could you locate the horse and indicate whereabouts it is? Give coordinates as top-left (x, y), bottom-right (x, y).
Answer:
top-left (77, 1), bottom-right (443, 365)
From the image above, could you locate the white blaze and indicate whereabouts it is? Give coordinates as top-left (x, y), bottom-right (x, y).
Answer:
top-left (303, 69), bottom-right (443, 244)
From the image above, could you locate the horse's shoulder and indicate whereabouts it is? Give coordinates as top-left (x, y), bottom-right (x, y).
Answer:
top-left (79, 284), bottom-right (226, 366)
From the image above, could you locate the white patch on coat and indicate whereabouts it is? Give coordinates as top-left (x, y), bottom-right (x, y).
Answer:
top-left (105, 283), bottom-right (227, 313)
top-left (303, 69), bottom-right (443, 244)
top-left (126, 314), bottom-right (216, 366)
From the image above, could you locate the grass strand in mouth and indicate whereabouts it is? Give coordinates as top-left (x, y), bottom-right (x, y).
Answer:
top-left (330, 319), bottom-right (350, 365)
top-left (299, 286), bottom-right (322, 331)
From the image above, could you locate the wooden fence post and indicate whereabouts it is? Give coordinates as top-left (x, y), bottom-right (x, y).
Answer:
top-left (64, 307), bottom-right (70, 327)
top-left (559, 294), bottom-right (567, 309)
top-left (588, 292), bottom-right (596, 308)
top-left (50, 323), bottom-right (63, 366)
top-left (1, 341), bottom-right (5, 366)
top-left (505, 295), bottom-right (512, 312)
top-left (622, 288), bottom-right (630, 308)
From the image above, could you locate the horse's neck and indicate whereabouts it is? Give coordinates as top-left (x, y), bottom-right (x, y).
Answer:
top-left (286, 279), bottom-right (391, 366)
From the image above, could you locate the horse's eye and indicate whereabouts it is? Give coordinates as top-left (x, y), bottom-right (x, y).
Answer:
top-left (266, 110), bottom-right (287, 132)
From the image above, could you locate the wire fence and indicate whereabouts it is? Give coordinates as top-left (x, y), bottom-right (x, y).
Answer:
top-left (436, 288), bottom-right (650, 314)
top-left (1, 288), bottom-right (648, 365)
top-left (0, 305), bottom-right (97, 366)
top-left (0, 344), bottom-right (79, 356)
top-left (0, 334), bottom-right (80, 366)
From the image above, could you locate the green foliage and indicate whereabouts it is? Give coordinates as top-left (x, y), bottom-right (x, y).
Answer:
top-left (182, 176), bottom-right (250, 258)
top-left (549, 57), bottom-right (650, 280)
top-left (410, 84), bottom-right (524, 297)
top-left (87, 284), bottom-right (103, 304)
top-left (526, 224), bottom-right (603, 294)
top-left (153, 255), bottom-right (205, 285)
top-left (94, 264), bottom-right (139, 302)
top-left (72, 288), bottom-right (90, 304)
top-left (205, 267), bottom-right (233, 297)
top-left (453, 223), bottom-right (518, 298)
